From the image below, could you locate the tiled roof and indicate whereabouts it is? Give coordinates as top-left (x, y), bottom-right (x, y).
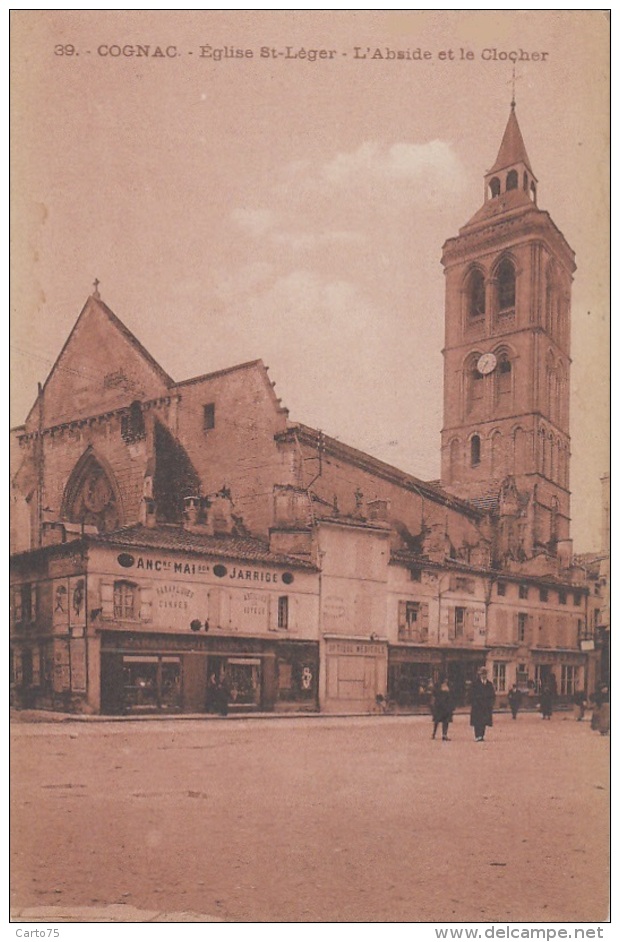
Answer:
top-left (92, 525), bottom-right (317, 570)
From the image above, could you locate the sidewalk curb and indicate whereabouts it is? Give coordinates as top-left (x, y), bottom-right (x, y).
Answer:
top-left (10, 905), bottom-right (224, 923)
top-left (10, 706), bottom-right (578, 724)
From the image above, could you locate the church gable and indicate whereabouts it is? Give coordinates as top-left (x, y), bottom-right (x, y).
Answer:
top-left (25, 294), bottom-right (172, 430)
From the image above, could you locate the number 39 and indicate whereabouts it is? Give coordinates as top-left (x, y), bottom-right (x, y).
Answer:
top-left (54, 44), bottom-right (76, 56)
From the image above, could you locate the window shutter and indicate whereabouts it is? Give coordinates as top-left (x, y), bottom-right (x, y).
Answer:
top-left (527, 615), bottom-right (534, 646)
top-left (447, 607), bottom-right (456, 640)
top-left (512, 612), bottom-right (519, 643)
top-left (420, 602), bottom-right (429, 641)
top-left (139, 585), bottom-right (153, 622)
top-left (100, 582), bottom-right (114, 619)
top-left (398, 601), bottom-right (407, 632)
top-left (466, 609), bottom-right (475, 642)
top-left (208, 588), bottom-right (221, 629)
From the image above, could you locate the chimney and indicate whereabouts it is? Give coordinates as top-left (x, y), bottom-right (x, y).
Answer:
top-left (367, 498), bottom-right (390, 523)
top-left (142, 498), bottom-right (157, 528)
top-left (210, 494), bottom-right (234, 536)
top-left (273, 485), bottom-right (311, 528)
top-left (183, 495), bottom-right (201, 528)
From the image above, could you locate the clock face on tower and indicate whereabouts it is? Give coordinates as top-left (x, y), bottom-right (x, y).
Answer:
top-left (477, 352), bottom-right (497, 375)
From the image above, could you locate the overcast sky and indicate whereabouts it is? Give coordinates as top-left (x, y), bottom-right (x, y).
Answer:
top-left (10, 10), bottom-right (609, 552)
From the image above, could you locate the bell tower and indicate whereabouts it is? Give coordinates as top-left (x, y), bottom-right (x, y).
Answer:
top-left (440, 103), bottom-right (576, 561)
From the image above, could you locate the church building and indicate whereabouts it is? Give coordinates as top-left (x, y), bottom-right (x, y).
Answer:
top-left (10, 105), bottom-right (590, 716)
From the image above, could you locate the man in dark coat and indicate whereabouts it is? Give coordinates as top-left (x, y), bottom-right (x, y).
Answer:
top-left (507, 684), bottom-right (523, 720)
top-left (470, 667), bottom-right (496, 741)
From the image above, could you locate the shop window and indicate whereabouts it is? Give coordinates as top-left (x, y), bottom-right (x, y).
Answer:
top-left (497, 581), bottom-right (506, 597)
top-left (454, 607), bottom-right (465, 639)
top-left (277, 596), bottom-right (289, 630)
top-left (516, 664), bottom-right (529, 687)
top-left (203, 403), bottom-right (216, 431)
top-left (560, 664), bottom-right (576, 697)
top-left (517, 612), bottom-right (528, 643)
top-left (539, 587), bottom-right (549, 602)
top-left (277, 646), bottom-right (318, 703)
top-left (492, 662), bottom-right (507, 692)
top-left (518, 584), bottom-right (528, 600)
top-left (114, 581), bottom-right (138, 620)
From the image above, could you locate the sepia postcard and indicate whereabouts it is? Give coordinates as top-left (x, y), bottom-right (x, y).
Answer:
top-left (10, 9), bottom-right (610, 933)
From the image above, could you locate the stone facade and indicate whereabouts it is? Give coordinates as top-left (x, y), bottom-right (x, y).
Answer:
top-left (440, 105), bottom-right (575, 563)
top-left (10, 107), bottom-right (593, 716)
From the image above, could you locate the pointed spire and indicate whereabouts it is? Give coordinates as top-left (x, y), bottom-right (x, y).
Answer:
top-left (488, 105), bottom-right (533, 176)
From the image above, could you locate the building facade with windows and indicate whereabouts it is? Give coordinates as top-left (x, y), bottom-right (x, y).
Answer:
top-left (10, 104), bottom-right (591, 715)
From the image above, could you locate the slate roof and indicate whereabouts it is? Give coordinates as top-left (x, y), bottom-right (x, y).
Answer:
top-left (488, 105), bottom-right (534, 176)
top-left (93, 525), bottom-right (317, 570)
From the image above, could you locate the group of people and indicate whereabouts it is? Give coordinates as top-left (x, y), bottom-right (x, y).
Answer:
top-left (430, 667), bottom-right (496, 742)
top-left (431, 669), bottom-right (611, 740)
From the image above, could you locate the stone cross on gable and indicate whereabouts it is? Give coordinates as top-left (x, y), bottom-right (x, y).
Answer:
top-left (92, 278), bottom-right (101, 299)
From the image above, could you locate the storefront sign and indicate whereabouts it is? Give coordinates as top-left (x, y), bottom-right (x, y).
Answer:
top-left (115, 552), bottom-right (293, 584)
top-left (155, 583), bottom-right (195, 610)
top-left (326, 641), bottom-right (383, 656)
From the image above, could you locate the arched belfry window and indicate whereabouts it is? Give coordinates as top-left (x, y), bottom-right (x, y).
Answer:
top-left (497, 354), bottom-right (512, 397)
top-left (506, 169), bottom-right (518, 191)
top-left (467, 269), bottom-right (485, 320)
top-left (489, 177), bottom-right (501, 198)
top-left (523, 171), bottom-right (529, 192)
top-left (468, 364), bottom-right (484, 412)
top-left (497, 258), bottom-right (516, 314)
top-left (470, 435), bottom-right (481, 467)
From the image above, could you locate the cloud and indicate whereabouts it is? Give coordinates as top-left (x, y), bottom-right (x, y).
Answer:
top-left (320, 140), bottom-right (463, 190)
top-left (230, 138), bottom-right (466, 255)
top-left (231, 207), bottom-right (277, 238)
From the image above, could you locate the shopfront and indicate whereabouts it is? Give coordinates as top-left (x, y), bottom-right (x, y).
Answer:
top-left (388, 647), bottom-right (487, 707)
top-left (100, 631), bottom-right (319, 715)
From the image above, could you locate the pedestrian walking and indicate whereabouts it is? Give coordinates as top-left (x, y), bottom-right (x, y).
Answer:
top-left (591, 684), bottom-right (610, 736)
top-left (539, 685), bottom-right (553, 719)
top-left (507, 684), bottom-right (522, 720)
top-left (573, 689), bottom-right (587, 721)
top-left (470, 667), bottom-right (495, 741)
top-left (431, 678), bottom-right (455, 741)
